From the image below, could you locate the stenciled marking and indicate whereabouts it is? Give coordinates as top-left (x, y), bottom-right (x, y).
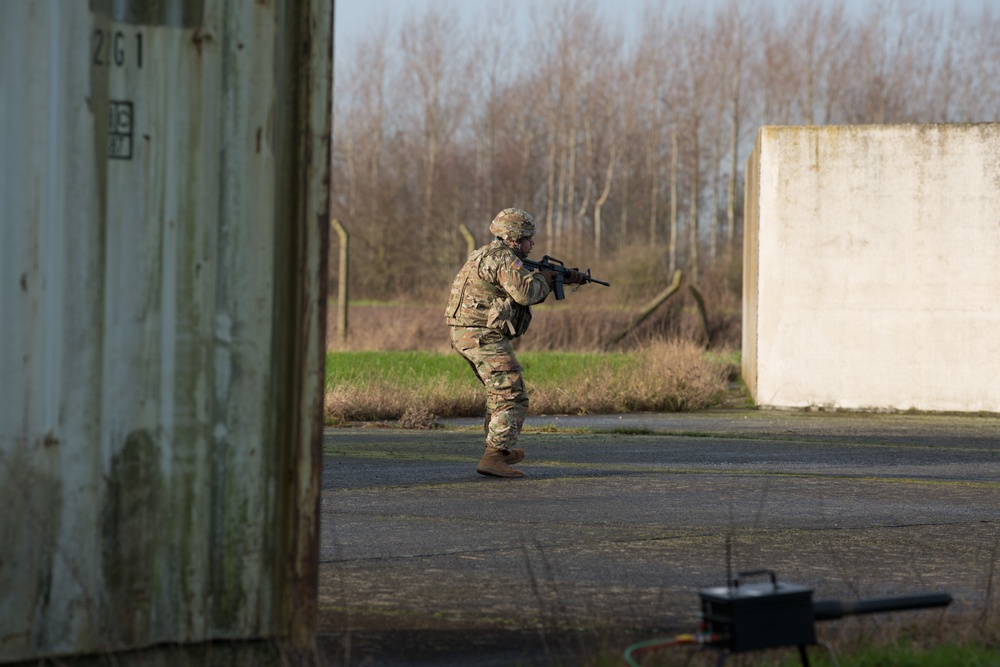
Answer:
top-left (108, 100), bottom-right (134, 160)
top-left (91, 28), bottom-right (143, 68)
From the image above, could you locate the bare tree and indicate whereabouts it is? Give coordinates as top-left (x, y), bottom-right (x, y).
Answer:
top-left (841, 0), bottom-right (939, 123)
top-left (331, 21), bottom-right (396, 297)
top-left (533, 0), bottom-right (609, 256)
top-left (582, 25), bottom-right (631, 259)
top-left (932, 3), bottom-right (1000, 122)
top-left (783, 0), bottom-right (852, 124)
top-left (330, 0), bottom-right (1000, 304)
top-left (710, 0), bottom-right (759, 266)
top-left (665, 10), bottom-right (710, 281)
top-left (758, 6), bottom-right (798, 125)
top-left (962, 4), bottom-right (1000, 121)
top-left (468, 1), bottom-right (562, 234)
top-left (633, 6), bottom-right (670, 251)
top-left (669, 128), bottom-right (679, 274)
top-left (399, 5), bottom-right (471, 217)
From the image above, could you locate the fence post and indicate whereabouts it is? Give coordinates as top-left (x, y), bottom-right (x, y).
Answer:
top-left (331, 218), bottom-right (349, 343)
top-left (688, 283), bottom-right (711, 347)
top-left (608, 270), bottom-right (683, 346)
top-left (459, 223), bottom-right (477, 256)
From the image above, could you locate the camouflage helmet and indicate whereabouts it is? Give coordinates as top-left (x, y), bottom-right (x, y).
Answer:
top-left (489, 208), bottom-right (535, 241)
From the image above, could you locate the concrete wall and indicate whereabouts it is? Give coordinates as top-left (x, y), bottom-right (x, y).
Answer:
top-left (743, 124), bottom-right (1000, 412)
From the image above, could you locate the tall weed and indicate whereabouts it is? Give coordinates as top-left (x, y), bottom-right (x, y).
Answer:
top-left (324, 340), bottom-right (735, 425)
top-left (327, 264), bottom-right (742, 354)
top-left (325, 273), bottom-right (741, 424)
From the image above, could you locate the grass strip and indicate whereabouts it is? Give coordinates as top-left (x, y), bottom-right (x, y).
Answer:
top-left (324, 343), bottom-right (735, 425)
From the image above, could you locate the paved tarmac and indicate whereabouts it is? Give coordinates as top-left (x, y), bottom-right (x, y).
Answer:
top-left (317, 410), bottom-right (1000, 666)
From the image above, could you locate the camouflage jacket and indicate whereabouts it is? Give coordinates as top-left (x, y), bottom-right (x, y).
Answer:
top-left (445, 239), bottom-right (551, 337)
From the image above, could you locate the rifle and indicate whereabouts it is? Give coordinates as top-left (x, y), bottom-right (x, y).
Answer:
top-left (522, 255), bottom-right (610, 300)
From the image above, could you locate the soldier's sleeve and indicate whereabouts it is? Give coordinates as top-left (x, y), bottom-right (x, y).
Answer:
top-left (496, 253), bottom-right (551, 306)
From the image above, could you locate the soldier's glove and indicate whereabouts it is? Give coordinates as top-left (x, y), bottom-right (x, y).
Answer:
top-left (539, 270), bottom-right (558, 289)
top-left (564, 269), bottom-right (585, 285)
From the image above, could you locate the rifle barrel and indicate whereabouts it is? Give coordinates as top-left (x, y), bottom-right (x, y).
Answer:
top-left (521, 258), bottom-right (610, 287)
top-left (813, 593), bottom-right (952, 621)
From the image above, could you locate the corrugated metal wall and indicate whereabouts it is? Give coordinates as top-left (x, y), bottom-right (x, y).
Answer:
top-left (0, 0), bottom-right (331, 661)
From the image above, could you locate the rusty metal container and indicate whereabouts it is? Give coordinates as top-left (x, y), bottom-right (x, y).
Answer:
top-left (0, 0), bottom-right (332, 661)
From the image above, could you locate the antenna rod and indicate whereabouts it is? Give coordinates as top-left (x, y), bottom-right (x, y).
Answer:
top-left (814, 593), bottom-right (953, 621)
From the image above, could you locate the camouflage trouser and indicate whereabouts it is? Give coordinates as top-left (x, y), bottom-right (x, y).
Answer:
top-left (450, 326), bottom-right (528, 451)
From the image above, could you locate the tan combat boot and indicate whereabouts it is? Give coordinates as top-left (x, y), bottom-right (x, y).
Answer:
top-left (501, 448), bottom-right (525, 465)
top-left (476, 447), bottom-right (524, 478)
top-left (483, 415), bottom-right (524, 464)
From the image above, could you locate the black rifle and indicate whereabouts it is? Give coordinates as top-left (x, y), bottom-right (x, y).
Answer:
top-left (522, 255), bottom-right (610, 300)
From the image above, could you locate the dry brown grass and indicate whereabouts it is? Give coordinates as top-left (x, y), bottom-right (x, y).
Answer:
top-left (325, 270), bottom-right (742, 424)
top-left (324, 373), bottom-right (485, 425)
top-left (327, 279), bottom-right (741, 354)
top-left (325, 338), bottom-right (736, 425)
top-left (526, 339), bottom-right (733, 416)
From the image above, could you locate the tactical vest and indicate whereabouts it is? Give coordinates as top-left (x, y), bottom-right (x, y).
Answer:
top-left (445, 242), bottom-right (533, 337)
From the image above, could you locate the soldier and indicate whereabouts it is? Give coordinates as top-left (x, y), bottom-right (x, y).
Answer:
top-left (445, 208), bottom-right (583, 477)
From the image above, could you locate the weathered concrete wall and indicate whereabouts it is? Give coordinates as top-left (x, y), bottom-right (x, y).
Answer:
top-left (743, 124), bottom-right (1000, 412)
top-left (0, 0), bottom-right (331, 662)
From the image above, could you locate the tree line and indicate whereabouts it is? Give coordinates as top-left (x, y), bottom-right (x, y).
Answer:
top-left (331, 0), bottom-right (1000, 303)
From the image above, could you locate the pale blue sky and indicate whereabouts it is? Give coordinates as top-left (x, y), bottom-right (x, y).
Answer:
top-left (334, 0), bottom-right (992, 61)
top-left (335, 0), bottom-right (741, 57)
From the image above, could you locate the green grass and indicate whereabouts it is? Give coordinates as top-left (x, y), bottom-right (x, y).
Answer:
top-left (325, 350), bottom-right (475, 385)
top-left (520, 350), bottom-right (641, 382)
top-left (325, 350), bottom-right (639, 385)
top-left (324, 350), bottom-right (643, 399)
top-left (829, 643), bottom-right (1000, 666)
top-left (611, 637), bottom-right (1000, 666)
top-left (781, 641), bottom-right (1000, 667)
top-left (323, 343), bottom-right (736, 424)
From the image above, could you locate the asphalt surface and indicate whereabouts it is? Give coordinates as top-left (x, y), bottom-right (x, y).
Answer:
top-left (317, 410), bottom-right (1000, 666)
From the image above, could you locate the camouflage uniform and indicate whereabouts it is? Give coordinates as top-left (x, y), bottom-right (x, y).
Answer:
top-left (445, 211), bottom-right (551, 459)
